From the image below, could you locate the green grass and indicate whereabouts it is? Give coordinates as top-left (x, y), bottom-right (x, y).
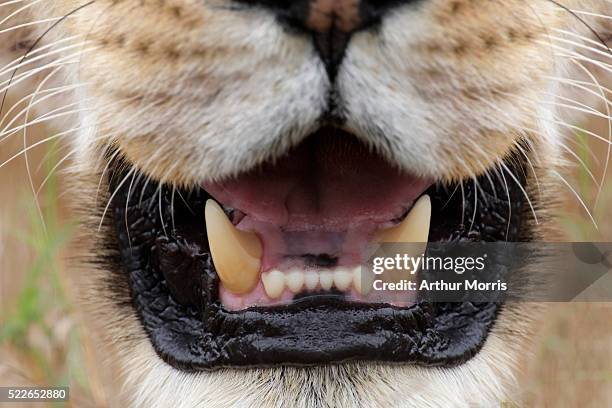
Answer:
top-left (0, 143), bottom-right (90, 406)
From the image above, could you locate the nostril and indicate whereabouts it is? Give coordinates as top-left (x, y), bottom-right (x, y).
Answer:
top-left (305, 0), bottom-right (363, 34)
top-left (292, 0), bottom-right (376, 79)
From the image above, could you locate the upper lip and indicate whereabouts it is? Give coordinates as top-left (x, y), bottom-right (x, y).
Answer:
top-left (103, 127), bottom-right (529, 370)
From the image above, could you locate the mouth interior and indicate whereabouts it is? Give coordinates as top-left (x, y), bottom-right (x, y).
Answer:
top-left (203, 127), bottom-right (432, 310)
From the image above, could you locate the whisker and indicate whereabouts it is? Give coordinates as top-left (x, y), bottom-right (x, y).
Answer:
top-left (459, 180), bottom-right (466, 227)
top-left (35, 147), bottom-right (76, 196)
top-left (496, 164), bottom-right (513, 240)
top-left (170, 185), bottom-right (176, 232)
top-left (0, 0), bottom-right (97, 116)
top-left (544, 76), bottom-right (612, 107)
top-left (0, 128), bottom-right (73, 170)
top-left (1, 93), bottom-right (137, 141)
top-left (0, 16), bottom-right (64, 35)
top-left (0, 35), bottom-right (81, 74)
top-left (544, 34), bottom-right (612, 60)
top-left (1, 102), bottom-right (96, 140)
top-left (545, 46), bottom-right (612, 75)
top-left (551, 27), bottom-right (612, 51)
top-left (553, 119), bottom-right (612, 145)
top-left (569, 57), bottom-right (612, 209)
top-left (501, 161), bottom-right (538, 224)
top-left (553, 169), bottom-right (599, 230)
top-left (0, 0), bottom-right (32, 8)
top-left (21, 64), bottom-right (65, 236)
top-left (0, 0), bottom-right (46, 28)
top-left (0, 83), bottom-right (87, 135)
top-left (515, 141), bottom-right (542, 200)
top-left (0, 53), bottom-right (90, 98)
top-left (0, 40), bottom-right (91, 79)
top-left (124, 170), bottom-right (138, 249)
top-left (469, 178), bottom-right (478, 233)
top-left (158, 186), bottom-right (168, 237)
top-left (98, 167), bottom-right (136, 231)
top-left (559, 142), bottom-right (601, 188)
top-left (94, 148), bottom-right (120, 208)
top-left (544, 0), bottom-right (612, 56)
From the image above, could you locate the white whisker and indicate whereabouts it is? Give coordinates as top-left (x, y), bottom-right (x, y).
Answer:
top-left (0, 0), bottom-right (45, 28)
top-left (35, 147), bottom-right (76, 196)
top-left (0, 83), bottom-right (87, 135)
top-left (21, 64), bottom-right (64, 236)
top-left (0, 16), bottom-right (63, 34)
top-left (501, 162), bottom-right (538, 224)
top-left (569, 57), bottom-right (612, 209)
top-left (0, 128), bottom-right (75, 170)
top-left (0, 35), bottom-right (81, 74)
top-left (553, 169), bottom-right (598, 230)
top-left (98, 167), bottom-right (136, 231)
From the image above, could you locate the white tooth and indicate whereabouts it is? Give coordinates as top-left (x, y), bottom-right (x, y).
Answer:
top-left (376, 195), bottom-right (431, 243)
top-left (319, 271), bottom-right (334, 291)
top-left (333, 268), bottom-right (353, 291)
top-left (286, 269), bottom-right (305, 293)
top-left (352, 266), bottom-right (373, 296)
top-left (205, 200), bottom-right (262, 294)
top-left (304, 271), bottom-right (319, 291)
top-left (262, 270), bottom-right (285, 299)
top-left (353, 267), bottom-right (362, 294)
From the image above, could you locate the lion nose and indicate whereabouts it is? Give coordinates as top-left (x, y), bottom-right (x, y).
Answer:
top-left (241, 0), bottom-right (403, 78)
top-left (301, 0), bottom-right (365, 77)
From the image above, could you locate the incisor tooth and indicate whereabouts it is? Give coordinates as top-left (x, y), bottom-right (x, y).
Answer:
top-left (304, 271), bottom-right (319, 291)
top-left (286, 269), bottom-right (305, 293)
top-left (205, 200), bottom-right (262, 294)
top-left (333, 269), bottom-right (353, 291)
top-left (376, 195), bottom-right (431, 243)
top-left (262, 270), bottom-right (285, 299)
top-left (319, 271), bottom-right (334, 290)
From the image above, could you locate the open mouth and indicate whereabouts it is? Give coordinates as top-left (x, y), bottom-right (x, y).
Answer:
top-left (105, 127), bottom-right (530, 370)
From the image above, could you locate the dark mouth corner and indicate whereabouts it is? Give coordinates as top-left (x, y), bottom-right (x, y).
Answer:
top-left (101, 128), bottom-right (533, 371)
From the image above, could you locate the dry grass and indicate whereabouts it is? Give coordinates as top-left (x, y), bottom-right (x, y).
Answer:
top-left (517, 117), bottom-right (612, 407)
top-left (0, 115), bottom-right (117, 407)
top-left (0, 114), bottom-right (611, 406)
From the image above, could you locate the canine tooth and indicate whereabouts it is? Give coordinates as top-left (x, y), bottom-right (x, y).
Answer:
top-left (205, 200), bottom-right (262, 294)
top-left (286, 270), bottom-right (305, 293)
top-left (319, 271), bottom-right (334, 290)
top-left (304, 271), bottom-right (319, 291)
top-left (333, 269), bottom-right (353, 291)
top-left (376, 195), bottom-right (431, 243)
top-left (262, 270), bottom-right (285, 299)
top-left (374, 196), bottom-right (430, 285)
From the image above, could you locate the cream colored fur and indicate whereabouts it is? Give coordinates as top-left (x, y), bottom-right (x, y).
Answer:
top-left (1, 0), bottom-right (611, 406)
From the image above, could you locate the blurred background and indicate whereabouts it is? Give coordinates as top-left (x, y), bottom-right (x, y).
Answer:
top-left (0, 105), bottom-right (611, 406)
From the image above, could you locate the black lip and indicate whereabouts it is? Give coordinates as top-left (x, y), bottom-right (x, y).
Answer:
top-left (104, 146), bottom-right (529, 371)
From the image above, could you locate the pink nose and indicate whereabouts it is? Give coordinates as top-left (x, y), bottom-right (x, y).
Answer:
top-left (306, 0), bottom-right (362, 34)
top-left (304, 0), bottom-right (363, 76)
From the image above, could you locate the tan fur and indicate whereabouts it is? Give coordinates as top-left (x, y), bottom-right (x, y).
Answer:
top-left (2, 0), bottom-right (611, 406)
